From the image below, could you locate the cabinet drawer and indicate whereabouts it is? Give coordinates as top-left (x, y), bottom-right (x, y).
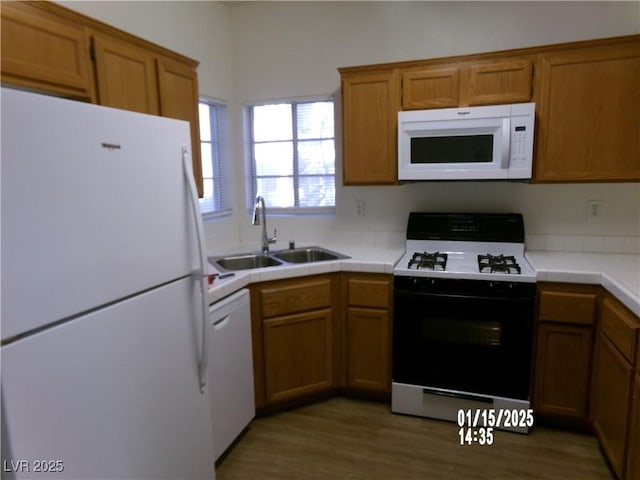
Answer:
top-left (347, 277), bottom-right (391, 309)
top-left (260, 277), bottom-right (332, 318)
top-left (601, 296), bottom-right (639, 364)
top-left (539, 290), bottom-right (597, 325)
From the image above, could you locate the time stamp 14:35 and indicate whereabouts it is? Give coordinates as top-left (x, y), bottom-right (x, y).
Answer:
top-left (458, 408), bottom-right (535, 445)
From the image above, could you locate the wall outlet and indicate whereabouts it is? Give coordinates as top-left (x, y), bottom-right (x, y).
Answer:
top-left (587, 200), bottom-right (602, 221)
top-left (355, 199), bottom-right (366, 217)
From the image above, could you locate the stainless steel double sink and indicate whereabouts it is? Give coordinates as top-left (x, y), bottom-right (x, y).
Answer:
top-left (208, 246), bottom-right (350, 272)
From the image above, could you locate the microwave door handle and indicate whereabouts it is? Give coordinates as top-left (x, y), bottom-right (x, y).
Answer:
top-left (500, 118), bottom-right (511, 168)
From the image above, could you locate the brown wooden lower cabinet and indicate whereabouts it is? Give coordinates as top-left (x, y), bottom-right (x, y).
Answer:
top-left (250, 275), bottom-right (640, 479)
top-left (592, 291), bottom-right (639, 480)
top-left (627, 374), bottom-right (640, 480)
top-left (251, 273), bottom-right (393, 412)
top-left (533, 283), bottom-right (597, 425)
top-left (346, 307), bottom-right (390, 394)
top-left (534, 322), bottom-right (593, 419)
top-left (592, 335), bottom-right (634, 479)
top-left (263, 308), bottom-right (334, 404)
top-left (343, 273), bottom-right (392, 397)
top-left (251, 274), bottom-right (339, 412)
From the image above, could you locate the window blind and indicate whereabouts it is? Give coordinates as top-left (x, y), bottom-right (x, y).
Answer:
top-left (248, 99), bottom-right (335, 214)
top-left (199, 99), bottom-right (232, 218)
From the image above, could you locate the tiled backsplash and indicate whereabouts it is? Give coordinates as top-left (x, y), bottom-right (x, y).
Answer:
top-left (526, 234), bottom-right (640, 254)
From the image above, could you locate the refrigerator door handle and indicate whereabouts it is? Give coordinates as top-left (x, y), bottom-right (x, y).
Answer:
top-left (182, 146), bottom-right (209, 394)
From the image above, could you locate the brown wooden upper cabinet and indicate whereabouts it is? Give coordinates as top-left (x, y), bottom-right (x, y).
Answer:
top-left (92, 33), bottom-right (160, 115)
top-left (534, 40), bottom-right (640, 182)
top-left (340, 68), bottom-right (400, 185)
top-left (1, 1), bottom-right (203, 196)
top-left (0, 1), bottom-right (94, 100)
top-left (401, 57), bottom-right (533, 110)
top-left (157, 57), bottom-right (203, 194)
top-left (339, 34), bottom-right (640, 185)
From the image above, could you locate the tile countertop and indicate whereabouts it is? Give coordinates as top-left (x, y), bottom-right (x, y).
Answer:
top-left (206, 244), bottom-right (405, 305)
top-left (525, 251), bottom-right (640, 317)
top-left (206, 246), bottom-right (640, 318)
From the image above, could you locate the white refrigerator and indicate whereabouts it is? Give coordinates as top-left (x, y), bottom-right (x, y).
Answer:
top-left (1, 88), bottom-right (216, 479)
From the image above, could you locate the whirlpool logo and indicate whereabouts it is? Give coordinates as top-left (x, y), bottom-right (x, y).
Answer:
top-left (101, 143), bottom-right (122, 150)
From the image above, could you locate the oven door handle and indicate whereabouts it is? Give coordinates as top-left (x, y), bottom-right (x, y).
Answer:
top-left (395, 288), bottom-right (533, 303)
top-left (422, 387), bottom-right (493, 404)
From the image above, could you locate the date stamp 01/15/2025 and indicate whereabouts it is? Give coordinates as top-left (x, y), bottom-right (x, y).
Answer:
top-left (457, 408), bottom-right (535, 445)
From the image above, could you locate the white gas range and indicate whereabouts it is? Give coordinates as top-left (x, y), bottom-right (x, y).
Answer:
top-left (391, 213), bottom-right (537, 434)
top-left (394, 240), bottom-right (537, 282)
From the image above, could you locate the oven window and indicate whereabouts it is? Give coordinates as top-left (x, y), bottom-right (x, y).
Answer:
top-left (392, 286), bottom-right (534, 400)
top-left (421, 317), bottom-right (501, 346)
top-left (410, 135), bottom-right (493, 164)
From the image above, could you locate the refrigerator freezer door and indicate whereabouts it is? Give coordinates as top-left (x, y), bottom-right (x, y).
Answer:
top-left (1, 277), bottom-right (215, 479)
top-left (1, 88), bottom-right (199, 340)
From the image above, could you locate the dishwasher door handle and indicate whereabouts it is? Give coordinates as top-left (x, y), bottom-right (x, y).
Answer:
top-left (212, 315), bottom-right (230, 330)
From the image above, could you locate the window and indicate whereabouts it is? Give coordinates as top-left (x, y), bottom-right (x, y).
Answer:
top-left (199, 99), bottom-right (231, 218)
top-left (248, 99), bottom-right (335, 213)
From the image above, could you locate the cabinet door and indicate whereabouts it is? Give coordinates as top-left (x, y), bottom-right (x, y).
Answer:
top-left (592, 335), bottom-right (634, 479)
top-left (535, 41), bottom-right (640, 181)
top-left (533, 323), bottom-right (592, 419)
top-left (347, 307), bottom-right (390, 394)
top-left (262, 309), bottom-right (334, 403)
top-left (157, 57), bottom-right (203, 197)
top-left (401, 66), bottom-right (459, 110)
top-left (401, 58), bottom-right (532, 109)
top-left (1, 2), bottom-right (93, 99)
top-left (92, 33), bottom-right (160, 115)
top-left (341, 69), bottom-right (400, 185)
top-left (465, 58), bottom-right (533, 106)
top-left (627, 374), bottom-right (640, 480)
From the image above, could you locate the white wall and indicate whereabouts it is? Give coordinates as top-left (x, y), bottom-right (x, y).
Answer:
top-left (228, 1), bottom-right (640, 253)
top-left (57, 1), bottom-right (640, 253)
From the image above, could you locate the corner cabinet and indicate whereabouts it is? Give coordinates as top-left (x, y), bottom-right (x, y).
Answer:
top-left (534, 38), bottom-right (640, 182)
top-left (342, 273), bottom-right (392, 398)
top-left (250, 275), bottom-right (340, 412)
top-left (533, 283), bottom-right (598, 425)
top-left (1, 1), bottom-right (203, 196)
top-left (592, 291), bottom-right (639, 480)
top-left (339, 68), bottom-right (400, 185)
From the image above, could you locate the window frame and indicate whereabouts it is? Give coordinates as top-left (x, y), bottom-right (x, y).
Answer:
top-left (246, 96), bottom-right (336, 216)
top-left (199, 97), bottom-right (231, 220)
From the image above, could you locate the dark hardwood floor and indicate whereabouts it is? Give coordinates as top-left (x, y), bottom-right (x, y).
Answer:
top-left (216, 397), bottom-right (612, 479)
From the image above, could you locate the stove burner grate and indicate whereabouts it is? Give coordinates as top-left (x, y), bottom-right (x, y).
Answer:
top-left (408, 251), bottom-right (448, 271)
top-left (478, 254), bottom-right (521, 274)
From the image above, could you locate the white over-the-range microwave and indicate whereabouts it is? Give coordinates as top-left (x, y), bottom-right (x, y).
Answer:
top-left (397, 102), bottom-right (535, 181)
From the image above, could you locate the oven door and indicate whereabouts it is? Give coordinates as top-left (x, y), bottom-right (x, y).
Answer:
top-left (393, 283), bottom-right (534, 401)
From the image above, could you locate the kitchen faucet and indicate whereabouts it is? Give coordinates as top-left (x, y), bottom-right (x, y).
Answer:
top-left (252, 195), bottom-right (277, 253)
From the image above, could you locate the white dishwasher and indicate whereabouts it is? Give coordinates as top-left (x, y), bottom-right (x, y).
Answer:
top-left (208, 288), bottom-right (255, 460)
